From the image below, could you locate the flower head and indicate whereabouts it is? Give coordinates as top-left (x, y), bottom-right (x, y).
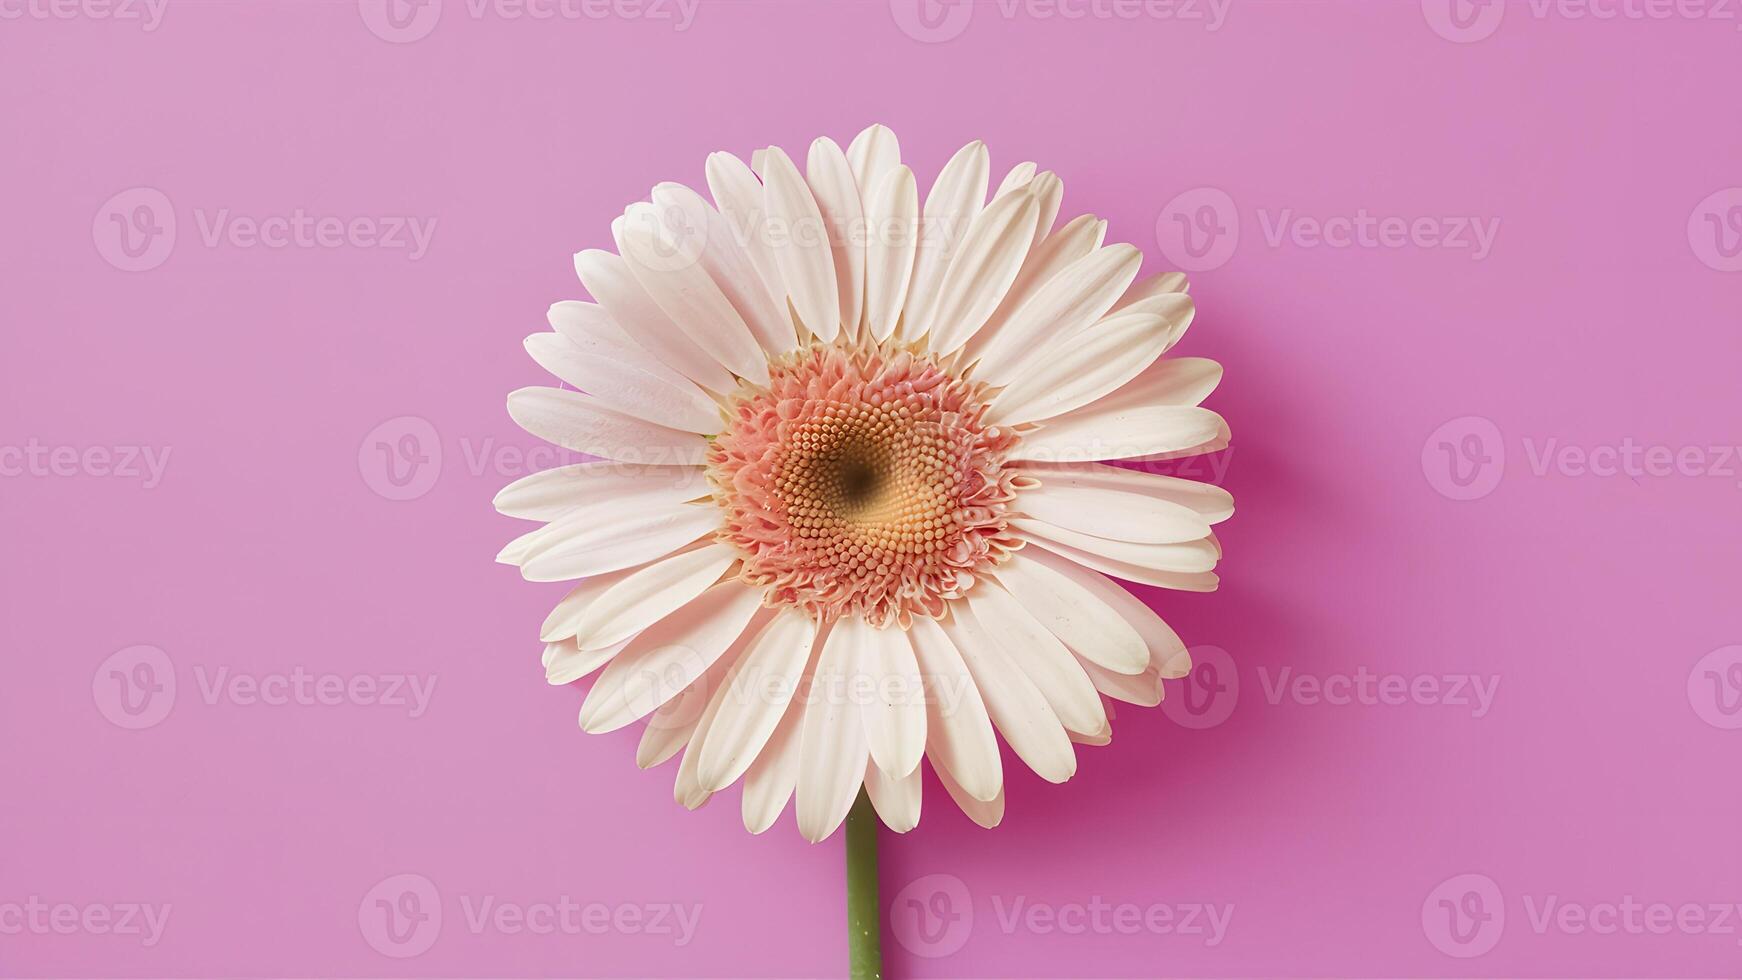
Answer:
top-left (497, 126), bottom-right (1231, 841)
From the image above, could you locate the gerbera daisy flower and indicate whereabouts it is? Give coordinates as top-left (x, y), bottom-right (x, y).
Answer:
top-left (496, 125), bottom-right (1231, 844)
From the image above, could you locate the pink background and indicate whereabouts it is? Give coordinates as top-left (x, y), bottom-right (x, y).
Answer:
top-left (4, 0), bottom-right (1741, 976)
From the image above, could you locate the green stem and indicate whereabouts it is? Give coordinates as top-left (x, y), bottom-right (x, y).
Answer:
top-left (845, 790), bottom-right (884, 980)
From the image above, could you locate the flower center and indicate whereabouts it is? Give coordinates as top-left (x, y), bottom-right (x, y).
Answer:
top-left (708, 343), bottom-right (1023, 628)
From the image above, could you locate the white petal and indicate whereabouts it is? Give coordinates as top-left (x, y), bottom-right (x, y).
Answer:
top-left (1083, 356), bottom-right (1224, 422)
top-left (846, 124), bottom-right (901, 192)
top-left (995, 161), bottom-right (1036, 197)
top-left (969, 244), bottom-right (1141, 385)
top-left (507, 386), bottom-right (708, 465)
top-left (862, 166), bottom-right (920, 343)
top-left (538, 563), bottom-right (639, 642)
top-left (797, 621), bottom-right (871, 842)
top-left (1015, 482), bottom-right (1212, 545)
top-left (941, 603), bottom-right (1076, 783)
top-left (1010, 405), bottom-right (1226, 463)
top-left (964, 585), bottom-right (1106, 736)
top-left (806, 137), bottom-right (865, 340)
top-left (546, 299), bottom-right (713, 389)
top-left (934, 753), bottom-right (1005, 829)
top-left (1078, 660), bottom-right (1163, 706)
top-left (494, 461), bottom-right (709, 523)
top-left (964, 215), bottom-right (1105, 363)
top-left (697, 607), bottom-right (819, 792)
top-left (495, 526), bottom-right (542, 566)
top-left (851, 619), bottom-right (926, 779)
top-left (618, 203), bottom-right (769, 385)
top-left (578, 582), bottom-right (763, 733)
top-left (543, 635), bottom-right (631, 685)
top-left (704, 152), bottom-right (789, 323)
top-left (991, 550), bottom-right (1148, 675)
top-left (1023, 545), bottom-right (1194, 678)
top-left (1014, 518), bottom-right (1218, 575)
top-left (1025, 171), bottom-right (1064, 249)
top-left (907, 617), bottom-right (1001, 801)
top-left (1113, 270), bottom-right (1191, 312)
top-left (921, 188), bottom-right (1040, 355)
top-left (523, 333), bottom-right (722, 434)
top-left (1127, 417), bottom-right (1232, 462)
top-left (636, 653), bottom-right (734, 769)
top-left (985, 310), bottom-right (1172, 424)
top-left (1020, 534), bottom-right (1220, 593)
top-left (864, 760), bottom-right (922, 833)
top-left (899, 140), bottom-right (990, 344)
top-left (573, 249), bottom-right (735, 394)
top-left (519, 502), bottom-right (717, 582)
top-left (670, 611), bottom-right (773, 809)
top-left (1011, 462), bottom-right (1233, 523)
top-left (573, 543), bottom-right (739, 651)
top-left (759, 146), bottom-right (842, 341)
top-left (741, 695), bottom-right (804, 834)
top-left (650, 182), bottom-right (798, 357)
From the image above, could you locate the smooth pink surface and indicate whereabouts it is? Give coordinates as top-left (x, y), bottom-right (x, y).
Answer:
top-left (4, 2), bottom-right (1741, 976)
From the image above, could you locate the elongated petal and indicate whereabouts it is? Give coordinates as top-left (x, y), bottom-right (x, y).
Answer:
top-left (899, 140), bottom-right (989, 343)
top-left (1015, 482), bottom-right (1212, 545)
top-left (922, 188), bottom-right (1040, 354)
top-left (846, 124), bottom-right (901, 192)
top-left (797, 622), bottom-right (871, 842)
top-left (964, 585), bottom-right (1106, 736)
top-left (864, 760), bottom-right (922, 833)
top-left (1010, 405), bottom-right (1225, 463)
top-left (1013, 518), bottom-right (1219, 575)
top-left (538, 564), bottom-right (639, 642)
top-left (941, 604), bottom-right (1076, 783)
top-left (1020, 535), bottom-right (1220, 592)
top-left (862, 166), bottom-right (920, 343)
top-left (907, 617), bottom-right (1001, 801)
top-left (507, 386), bottom-right (708, 465)
top-left (519, 502), bottom-right (718, 582)
top-left (970, 244), bottom-right (1141, 384)
top-left (1011, 462), bottom-right (1233, 523)
top-left (742, 696), bottom-right (804, 834)
top-left (573, 248), bottom-right (735, 393)
top-left (494, 461), bottom-right (708, 523)
top-left (698, 607), bottom-right (819, 792)
top-left (1023, 545), bottom-right (1194, 677)
top-left (935, 759), bottom-right (1004, 829)
top-left (543, 635), bottom-right (631, 685)
top-left (852, 619), bottom-right (926, 778)
top-left (650, 181), bottom-right (797, 356)
top-left (760, 146), bottom-right (842, 341)
top-left (578, 582), bottom-right (763, 733)
top-left (573, 543), bottom-right (739, 651)
top-left (670, 611), bottom-right (774, 808)
top-left (965, 215), bottom-right (1104, 366)
top-left (991, 550), bottom-right (1148, 674)
top-left (618, 203), bottom-right (769, 385)
top-left (806, 137), bottom-right (866, 340)
top-left (636, 653), bottom-right (734, 769)
top-left (984, 310), bottom-right (1172, 424)
top-left (705, 151), bottom-right (789, 321)
top-left (523, 333), bottom-right (722, 434)
top-left (1025, 171), bottom-right (1063, 248)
